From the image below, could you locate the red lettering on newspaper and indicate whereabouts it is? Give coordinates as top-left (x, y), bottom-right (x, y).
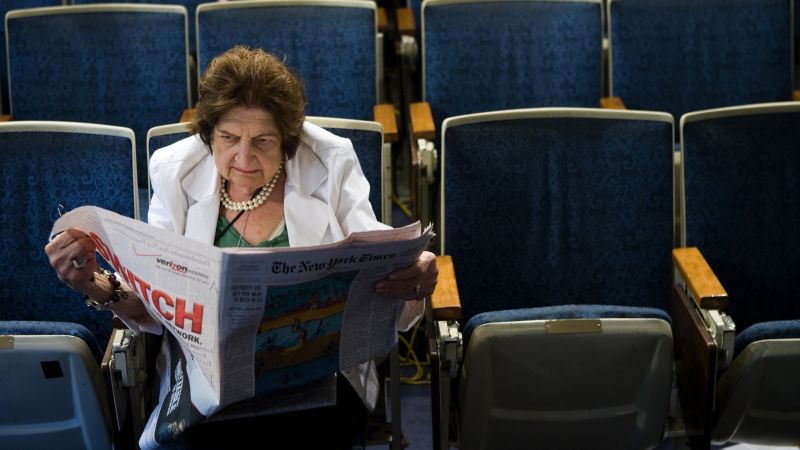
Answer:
top-left (89, 232), bottom-right (204, 335)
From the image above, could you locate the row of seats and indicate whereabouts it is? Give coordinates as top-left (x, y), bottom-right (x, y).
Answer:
top-left (3, 0), bottom-right (798, 136)
top-left (427, 101), bottom-right (800, 450)
top-left (414, 0), bottom-right (797, 129)
top-left (0, 116), bottom-right (388, 449)
top-left (4, 102), bottom-right (796, 450)
top-left (1, 0), bottom-right (797, 230)
top-left (404, 0), bottom-right (799, 224)
top-left (0, 2), bottom-right (392, 188)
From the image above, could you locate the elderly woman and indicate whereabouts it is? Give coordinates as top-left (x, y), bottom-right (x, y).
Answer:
top-left (45, 46), bottom-right (437, 448)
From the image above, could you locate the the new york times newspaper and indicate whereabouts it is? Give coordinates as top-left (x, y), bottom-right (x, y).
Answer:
top-left (51, 206), bottom-right (433, 449)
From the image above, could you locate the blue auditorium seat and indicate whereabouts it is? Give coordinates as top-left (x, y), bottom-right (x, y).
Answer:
top-left (196, 1), bottom-right (380, 122)
top-left (0, 0), bottom-right (64, 115)
top-left (430, 108), bottom-right (675, 450)
top-left (306, 117), bottom-right (388, 224)
top-left (0, 121), bottom-right (139, 450)
top-left (410, 0), bottom-right (603, 226)
top-left (6, 4), bottom-right (191, 189)
top-left (679, 102), bottom-right (800, 445)
top-left (0, 121), bottom-right (139, 344)
top-left (608, 0), bottom-right (793, 123)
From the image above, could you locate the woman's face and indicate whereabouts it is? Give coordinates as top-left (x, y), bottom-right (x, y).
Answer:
top-left (213, 106), bottom-right (283, 194)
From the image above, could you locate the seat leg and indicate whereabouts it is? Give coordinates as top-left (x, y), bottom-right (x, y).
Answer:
top-left (429, 315), bottom-right (461, 450)
top-left (671, 284), bottom-right (716, 450)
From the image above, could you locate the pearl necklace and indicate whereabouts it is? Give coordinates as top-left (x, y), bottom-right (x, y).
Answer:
top-left (220, 162), bottom-right (284, 211)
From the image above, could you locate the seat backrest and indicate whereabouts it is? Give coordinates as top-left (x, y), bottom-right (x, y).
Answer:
top-left (608, 0), bottom-right (792, 123)
top-left (196, 0), bottom-right (377, 121)
top-left (306, 117), bottom-right (387, 224)
top-left (6, 4), bottom-right (190, 188)
top-left (70, 0), bottom-right (204, 55)
top-left (0, 0), bottom-right (64, 114)
top-left (680, 102), bottom-right (800, 331)
top-left (0, 121), bottom-right (138, 347)
top-left (146, 122), bottom-right (193, 214)
top-left (423, 0), bottom-right (602, 133)
top-left (441, 108), bottom-right (674, 323)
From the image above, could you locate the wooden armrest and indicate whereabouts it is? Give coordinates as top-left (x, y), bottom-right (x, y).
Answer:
top-left (600, 96), bottom-right (626, 110)
top-left (431, 255), bottom-right (461, 321)
top-left (793, 90), bottom-right (800, 101)
top-left (180, 108), bottom-right (195, 123)
top-left (377, 7), bottom-right (389, 34)
top-left (0, 114), bottom-right (12, 122)
top-left (396, 7), bottom-right (416, 36)
top-left (373, 103), bottom-right (398, 143)
top-left (409, 102), bottom-right (436, 141)
top-left (672, 247), bottom-right (728, 309)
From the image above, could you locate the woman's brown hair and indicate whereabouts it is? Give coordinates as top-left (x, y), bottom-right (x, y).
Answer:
top-left (190, 46), bottom-right (306, 159)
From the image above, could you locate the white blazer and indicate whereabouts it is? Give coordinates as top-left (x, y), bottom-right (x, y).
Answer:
top-left (146, 121), bottom-right (422, 410)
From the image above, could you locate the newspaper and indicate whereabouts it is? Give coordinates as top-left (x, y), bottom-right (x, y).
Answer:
top-left (51, 206), bottom-right (433, 449)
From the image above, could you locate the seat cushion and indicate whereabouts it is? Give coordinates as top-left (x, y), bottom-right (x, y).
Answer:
top-left (734, 320), bottom-right (800, 358)
top-left (463, 304), bottom-right (670, 348)
top-left (0, 320), bottom-right (103, 362)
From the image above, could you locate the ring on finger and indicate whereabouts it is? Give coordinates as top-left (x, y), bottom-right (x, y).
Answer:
top-left (72, 257), bottom-right (87, 270)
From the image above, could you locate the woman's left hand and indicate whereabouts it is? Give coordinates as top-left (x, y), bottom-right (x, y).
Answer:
top-left (376, 251), bottom-right (438, 301)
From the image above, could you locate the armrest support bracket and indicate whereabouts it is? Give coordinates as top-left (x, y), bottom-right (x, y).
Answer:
top-left (671, 283), bottom-right (716, 449)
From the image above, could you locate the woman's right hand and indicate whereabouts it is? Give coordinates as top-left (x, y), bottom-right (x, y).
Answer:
top-left (44, 228), bottom-right (100, 294)
top-left (45, 229), bottom-right (158, 332)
